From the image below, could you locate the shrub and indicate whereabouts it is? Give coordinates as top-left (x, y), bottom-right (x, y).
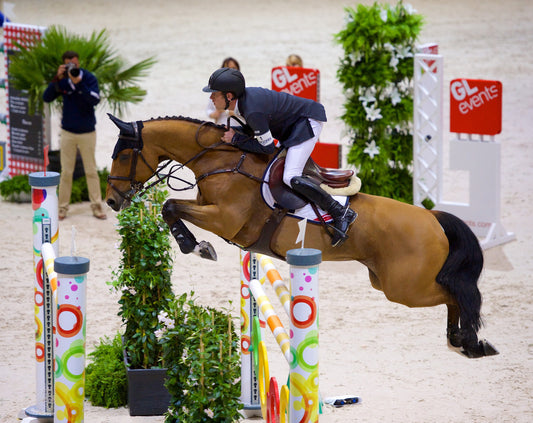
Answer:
top-left (158, 293), bottom-right (243, 422)
top-left (335, 1), bottom-right (424, 203)
top-left (108, 186), bottom-right (174, 369)
top-left (85, 333), bottom-right (128, 408)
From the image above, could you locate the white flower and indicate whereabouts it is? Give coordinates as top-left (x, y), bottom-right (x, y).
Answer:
top-left (404, 3), bottom-right (416, 14)
top-left (396, 45), bottom-right (413, 59)
top-left (205, 409), bottom-right (214, 418)
top-left (380, 8), bottom-right (388, 22)
top-left (390, 87), bottom-right (402, 106)
top-left (359, 92), bottom-right (376, 105)
top-left (389, 55), bottom-right (399, 71)
top-left (383, 43), bottom-right (395, 52)
top-left (363, 140), bottom-right (381, 159)
top-left (349, 51), bottom-right (362, 64)
top-left (155, 328), bottom-right (166, 339)
top-left (364, 103), bottom-right (383, 121)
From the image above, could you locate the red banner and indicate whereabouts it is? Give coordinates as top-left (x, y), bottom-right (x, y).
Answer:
top-left (271, 66), bottom-right (320, 101)
top-left (450, 79), bottom-right (502, 135)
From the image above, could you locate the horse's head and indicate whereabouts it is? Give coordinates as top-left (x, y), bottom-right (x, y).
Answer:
top-left (105, 114), bottom-right (159, 211)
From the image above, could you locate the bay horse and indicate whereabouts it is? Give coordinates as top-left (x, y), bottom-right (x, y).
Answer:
top-left (104, 114), bottom-right (498, 359)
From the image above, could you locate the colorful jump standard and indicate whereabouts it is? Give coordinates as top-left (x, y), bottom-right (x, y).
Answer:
top-left (287, 248), bottom-right (321, 423)
top-left (26, 171), bottom-right (60, 419)
top-left (53, 256), bottom-right (90, 423)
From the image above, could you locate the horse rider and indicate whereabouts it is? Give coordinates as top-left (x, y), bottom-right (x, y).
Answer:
top-left (203, 67), bottom-right (357, 247)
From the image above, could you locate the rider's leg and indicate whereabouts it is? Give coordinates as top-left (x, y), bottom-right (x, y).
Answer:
top-left (283, 119), bottom-right (356, 247)
top-left (282, 119), bottom-right (322, 187)
top-left (290, 175), bottom-right (357, 247)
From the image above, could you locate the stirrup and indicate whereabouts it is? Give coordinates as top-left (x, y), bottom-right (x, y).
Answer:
top-left (330, 209), bottom-right (357, 247)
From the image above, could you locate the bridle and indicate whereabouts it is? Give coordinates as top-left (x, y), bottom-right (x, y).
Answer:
top-left (107, 116), bottom-right (264, 204)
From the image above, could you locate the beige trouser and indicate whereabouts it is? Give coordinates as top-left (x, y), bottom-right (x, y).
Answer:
top-left (58, 129), bottom-right (102, 211)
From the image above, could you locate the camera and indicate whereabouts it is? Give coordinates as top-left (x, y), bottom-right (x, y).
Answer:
top-left (64, 62), bottom-right (80, 78)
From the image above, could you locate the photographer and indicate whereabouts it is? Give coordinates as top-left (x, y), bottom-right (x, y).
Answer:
top-left (43, 50), bottom-right (106, 220)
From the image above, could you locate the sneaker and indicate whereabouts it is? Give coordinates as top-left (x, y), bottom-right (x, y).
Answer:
top-left (91, 204), bottom-right (107, 220)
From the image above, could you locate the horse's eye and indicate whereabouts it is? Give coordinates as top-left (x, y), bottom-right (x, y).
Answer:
top-left (119, 153), bottom-right (131, 163)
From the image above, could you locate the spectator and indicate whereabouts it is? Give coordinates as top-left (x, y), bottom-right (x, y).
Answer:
top-left (43, 50), bottom-right (106, 220)
top-left (286, 54), bottom-right (303, 67)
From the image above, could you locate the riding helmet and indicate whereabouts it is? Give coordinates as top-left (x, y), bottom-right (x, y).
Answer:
top-left (203, 68), bottom-right (245, 98)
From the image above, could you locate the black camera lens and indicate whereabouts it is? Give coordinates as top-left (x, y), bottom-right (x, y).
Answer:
top-left (69, 67), bottom-right (80, 77)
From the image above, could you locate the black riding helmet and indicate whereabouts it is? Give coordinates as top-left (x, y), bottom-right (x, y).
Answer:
top-left (203, 68), bottom-right (245, 109)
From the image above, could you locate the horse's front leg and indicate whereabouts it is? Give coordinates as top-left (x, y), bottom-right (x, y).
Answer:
top-left (162, 200), bottom-right (217, 261)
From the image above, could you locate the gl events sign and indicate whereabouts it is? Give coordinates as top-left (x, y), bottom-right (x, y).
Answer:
top-left (271, 66), bottom-right (320, 101)
top-left (271, 66), bottom-right (341, 168)
top-left (450, 79), bottom-right (502, 135)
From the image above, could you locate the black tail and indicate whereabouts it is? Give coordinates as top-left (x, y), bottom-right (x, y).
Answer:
top-left (432, 210), bottom-right (484, 334)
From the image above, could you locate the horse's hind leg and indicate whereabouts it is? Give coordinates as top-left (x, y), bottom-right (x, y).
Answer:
top-left (446, 304), bottom-right (499, 358)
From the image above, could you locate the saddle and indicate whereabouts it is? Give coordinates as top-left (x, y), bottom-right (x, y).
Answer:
top-left (268, 156), bottom-right (355, 210)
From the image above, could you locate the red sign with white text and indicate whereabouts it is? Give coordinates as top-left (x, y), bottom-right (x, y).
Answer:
top-left (450, 79), bottom-right (502, 135)
top-left (271, 66), bottom-right (320, 101)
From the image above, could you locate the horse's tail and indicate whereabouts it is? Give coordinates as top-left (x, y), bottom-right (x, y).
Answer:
top-left (431, 210), bottom-right (484, 334)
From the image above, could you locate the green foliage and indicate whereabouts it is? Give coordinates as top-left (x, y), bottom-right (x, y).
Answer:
top-left (85, 332), bottom-right (128, 408)
top-left (0, 174), bottom-right (31, 198)
top-left (108, 186), bottom-right (175, 369)
top-left (158, 293), bottom-right (243, 422)
top-left (0, 169), bottom-right (108, 203)
top-left (335, 1), bottom-right (424, 203)
top-left (70, 168), bottom-right (109, 203)
top-left (8, 25), bottom-right (156, 115)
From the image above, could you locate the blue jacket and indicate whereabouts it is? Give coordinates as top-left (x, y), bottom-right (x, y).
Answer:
top-left (43, 69), bottom-right (100, 133)
top-left (232, 87), bottom-right (326, 154)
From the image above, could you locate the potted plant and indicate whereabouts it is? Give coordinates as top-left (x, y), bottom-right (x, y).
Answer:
top-left (157, 294), bottom-right (243, 422)
top-left (85, 332), bottom-right (128, 408)
top-left (335, 1), bottom-right (424, 203)
top-left (0, 174), bottom-right (32, 202)
top-left (109, 186), bottom-right (175, 416)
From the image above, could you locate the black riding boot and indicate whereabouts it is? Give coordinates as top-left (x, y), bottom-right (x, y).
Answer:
top-left (291, 176), bottom-right (357, 247)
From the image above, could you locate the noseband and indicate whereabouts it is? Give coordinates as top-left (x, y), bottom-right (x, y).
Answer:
top-left (107, 119), bottom-right (159, 202)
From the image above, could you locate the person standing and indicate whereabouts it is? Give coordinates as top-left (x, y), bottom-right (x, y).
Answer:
top-left (43, 50), bottom-right (106, 220)
top-left (203, 68), bottom-right (357, 247)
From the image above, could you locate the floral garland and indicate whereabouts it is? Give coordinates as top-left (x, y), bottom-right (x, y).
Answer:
top-left (335, 1), bottom-right (424, 203)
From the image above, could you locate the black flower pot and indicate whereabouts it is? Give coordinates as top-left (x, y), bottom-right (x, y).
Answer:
top-left (123, 348), bottom-right (171, 416)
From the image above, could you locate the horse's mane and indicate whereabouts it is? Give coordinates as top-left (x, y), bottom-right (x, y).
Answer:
top-left (146, 115), bottom-right (225, 130)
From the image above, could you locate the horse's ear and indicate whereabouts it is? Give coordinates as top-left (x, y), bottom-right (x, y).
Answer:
top-left (108, 113), bottom-right (133, 135)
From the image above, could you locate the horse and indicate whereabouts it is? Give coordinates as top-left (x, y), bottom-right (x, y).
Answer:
top-left (104, 114), bottom-right (498, 359)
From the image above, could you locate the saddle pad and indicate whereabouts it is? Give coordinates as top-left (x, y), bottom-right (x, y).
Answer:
top-left (261, 161), bottom-right (348, 223)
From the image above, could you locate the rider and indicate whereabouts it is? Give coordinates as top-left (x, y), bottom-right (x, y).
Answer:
top-left (203, 67), bottom-right (357, 247)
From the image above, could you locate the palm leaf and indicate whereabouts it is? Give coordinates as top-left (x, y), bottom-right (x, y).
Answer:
top-left (7, 25), bottom-right (156, 115)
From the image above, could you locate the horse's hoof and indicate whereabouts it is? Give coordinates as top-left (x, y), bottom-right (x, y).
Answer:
top-left (481, 339), bottom-right (499, 356)
top-left (460, 339), bottom-right (499, 358)
top-left (195, 241), bottom-right (217, 261)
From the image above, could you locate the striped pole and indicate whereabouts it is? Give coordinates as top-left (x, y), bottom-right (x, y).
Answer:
top-left (256, 254), bottom-right (291, 317)
top-left (249, 279), bottom-right (292, 365)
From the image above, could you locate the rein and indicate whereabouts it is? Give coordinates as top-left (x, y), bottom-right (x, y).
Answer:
top-left (109, 119), bottom-right (264, 202)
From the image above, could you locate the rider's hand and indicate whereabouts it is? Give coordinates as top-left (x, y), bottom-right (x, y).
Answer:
top-left (222, 128), bottom-right (235, 144)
